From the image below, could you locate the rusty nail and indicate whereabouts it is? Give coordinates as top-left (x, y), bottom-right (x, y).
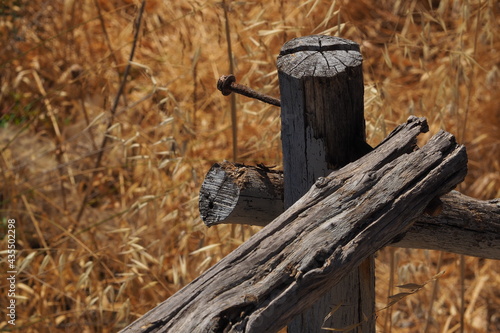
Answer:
top-left (217, 75), bottom-right (281, 107)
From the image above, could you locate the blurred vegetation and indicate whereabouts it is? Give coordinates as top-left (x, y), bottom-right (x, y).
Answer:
top-left (0, 0), bottom-right (498, 332)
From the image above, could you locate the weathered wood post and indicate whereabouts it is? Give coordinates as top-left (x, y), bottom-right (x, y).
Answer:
top-left (277, 35), bottom-right (375, 332)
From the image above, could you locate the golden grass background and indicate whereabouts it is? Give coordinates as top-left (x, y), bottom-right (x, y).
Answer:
top-left (0, 0), bottom-right (499, 331)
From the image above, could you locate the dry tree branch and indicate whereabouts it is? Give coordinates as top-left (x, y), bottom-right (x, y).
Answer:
top-left (222, 0), bottom-right (238, 161)
top-left (92, 0), bottom-right (128, 107)
top-left (76, 0), bottom-right (147, 222)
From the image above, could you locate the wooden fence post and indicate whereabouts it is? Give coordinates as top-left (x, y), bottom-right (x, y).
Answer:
top-left (277, 35), bottom-right (375, 332)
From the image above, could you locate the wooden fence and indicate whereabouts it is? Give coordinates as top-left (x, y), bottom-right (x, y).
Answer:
top-left (121, 35), bottom-right (500, 333)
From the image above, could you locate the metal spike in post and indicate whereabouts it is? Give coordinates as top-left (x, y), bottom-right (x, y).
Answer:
top-left (217, 75), bottom-right (281, 107)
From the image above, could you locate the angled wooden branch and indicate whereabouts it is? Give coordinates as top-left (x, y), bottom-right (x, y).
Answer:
top-left (121, 116), bottom-right (468, 333)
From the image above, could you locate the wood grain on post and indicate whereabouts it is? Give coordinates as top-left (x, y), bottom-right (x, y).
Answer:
top-left (277, 35), bottom-right (374, 332)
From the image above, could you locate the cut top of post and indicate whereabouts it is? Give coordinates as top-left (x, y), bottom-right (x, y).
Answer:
top-left (277, 35), bottom-right (362, 78)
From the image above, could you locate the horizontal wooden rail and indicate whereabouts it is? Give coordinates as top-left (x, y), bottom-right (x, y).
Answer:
top-left (200, 164), bottom-right (500, 261)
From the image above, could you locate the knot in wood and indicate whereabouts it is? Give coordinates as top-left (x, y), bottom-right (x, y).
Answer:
top-left (217, 74), bottom-right (236, 96)
top-left (315, 177), bottom-right (329, 188)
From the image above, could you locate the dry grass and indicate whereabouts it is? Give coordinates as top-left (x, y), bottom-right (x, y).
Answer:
top-left (0, 0), bottom-right (499, 332)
